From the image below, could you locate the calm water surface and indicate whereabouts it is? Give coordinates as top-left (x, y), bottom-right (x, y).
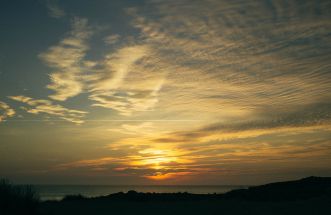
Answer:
top-left (35, 185), bottom-right (247, 201)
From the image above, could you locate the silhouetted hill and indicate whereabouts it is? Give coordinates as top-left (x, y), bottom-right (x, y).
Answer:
top-left (56, 176), bottom-right (331, 202)
top-left (2, 177), bottom-right (331, 215)
top-left (223, 176), bottom-right (331, 201)
top-left (40, 176), bottom-right (331, 215)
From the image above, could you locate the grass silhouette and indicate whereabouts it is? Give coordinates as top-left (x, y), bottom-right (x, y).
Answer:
top-left (0, 179), bottom-right (40, 215)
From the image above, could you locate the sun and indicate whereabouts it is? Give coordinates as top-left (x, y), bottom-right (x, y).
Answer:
top-left (125, 148), bottom-right (194, 181)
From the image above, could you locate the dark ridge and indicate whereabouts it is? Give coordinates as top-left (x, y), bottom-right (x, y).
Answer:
top-left (58, 176), bottom-right (331, 202)
top-left (2, 176), bottom-right (331, 215)
top-left (222, 176), bottom-right (331, 201)
top-left (40, 176), bottom-right (331, 215)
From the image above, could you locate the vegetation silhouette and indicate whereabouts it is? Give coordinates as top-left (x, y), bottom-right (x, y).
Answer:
top-left (41, 176), bottom-right (331, 215)
top-left (0, 179), bottom-right (40, 215)
top-left (222, 176), bottom-right (331, 201)
top-left (1, 176), bottom-right (331, 215)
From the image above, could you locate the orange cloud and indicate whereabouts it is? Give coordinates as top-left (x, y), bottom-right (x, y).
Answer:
top-left (0, 101), bottom-right (15, 122)
top-left (144, 172), bottom-right (193, 181)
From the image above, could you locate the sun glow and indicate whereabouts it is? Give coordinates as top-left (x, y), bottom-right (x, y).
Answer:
top-left (124, 148), bottom-right (194, 180)
top-left (129, 149), bottom-right (177, 170)
top-left (144, 172), bottom-right (193, 181)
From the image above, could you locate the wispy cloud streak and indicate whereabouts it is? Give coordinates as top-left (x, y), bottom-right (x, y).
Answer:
top-left (39, 17), bottom-right (92, 101)
top-left (45, 0), bottom-right (66, 18)
top-left (9, 95), bottom-right (87, 124)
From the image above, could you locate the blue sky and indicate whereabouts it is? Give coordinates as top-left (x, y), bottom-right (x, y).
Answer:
top-left (1, 0), bottom-right (331, 184)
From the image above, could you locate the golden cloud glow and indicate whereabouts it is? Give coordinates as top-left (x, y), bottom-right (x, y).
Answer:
top-left (144, 172), bottom-right (192, 181)
top-left (0, 101), bottom-right (15, 122)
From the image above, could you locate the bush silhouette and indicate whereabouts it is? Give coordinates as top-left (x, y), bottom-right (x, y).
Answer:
top-left (62, 194), bottom-right (86, 201)
top-left (0, 178), bottom-right (40, 215)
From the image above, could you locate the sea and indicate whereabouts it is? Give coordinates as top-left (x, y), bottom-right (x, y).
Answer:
top-left (34, 185), bottom-right (247, 201)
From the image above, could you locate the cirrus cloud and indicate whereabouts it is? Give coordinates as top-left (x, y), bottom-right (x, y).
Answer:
top-left (39, 17), bottom-right (92, 101)
top-left (9, 95), bottom-right (87, 124)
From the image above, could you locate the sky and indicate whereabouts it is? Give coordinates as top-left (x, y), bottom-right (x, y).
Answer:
top-left (0, 0), bottom-right (331, 185)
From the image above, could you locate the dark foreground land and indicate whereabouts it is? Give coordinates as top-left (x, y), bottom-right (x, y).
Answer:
top-left (2, 176), bottom-right (331, 215)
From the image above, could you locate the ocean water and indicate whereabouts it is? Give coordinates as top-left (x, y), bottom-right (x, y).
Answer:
top-left (35, 185), bottom-right (247, 201)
